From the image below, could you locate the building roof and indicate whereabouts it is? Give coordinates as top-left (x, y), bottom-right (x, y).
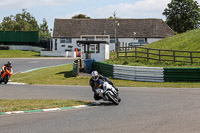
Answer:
top-left (53, 19), bottom-right (174, 38)
top-left (77, 40), bottom-right (108, 45)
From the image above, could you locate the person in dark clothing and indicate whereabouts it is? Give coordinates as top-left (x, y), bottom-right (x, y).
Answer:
top-left (89, 71), bottom-right (118, 100)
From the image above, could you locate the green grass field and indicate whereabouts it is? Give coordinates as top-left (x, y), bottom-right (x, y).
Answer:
top-left (105, 56), bottom-right (200, 67)
top-left (145, 28), bottom-right (200, 51)
top-left (11, 64), bottom-right (200, 88)
top-left (12, 64), bottom-right (91, 85)
top-left (0, 50), bottom-right (40, 58)
top-left (0, 99), bottom-right (91, 112)
top-left (106, 28), bottom-right (200, 67)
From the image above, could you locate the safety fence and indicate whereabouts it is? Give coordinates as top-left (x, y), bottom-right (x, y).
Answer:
top-left (72, 60), bottom-right (79, 77)
top-left (117, 46), bottom-right (200, 64)
top-left (113, 65), bottom-right (164, 82)
top-left (92, 61), bottom-right (164, 82)
top-left (91, 61), bottom-right (200, 82)
top-left (164, 68), bottom-right (200, 82)
top-left (92, 61), bottom-right (113, 77)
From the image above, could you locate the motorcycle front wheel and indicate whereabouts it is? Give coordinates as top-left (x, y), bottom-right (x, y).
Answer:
top-left (4, 75), bottom-right (9, 84)
top-left (106, 92), bottom-right (119, 105)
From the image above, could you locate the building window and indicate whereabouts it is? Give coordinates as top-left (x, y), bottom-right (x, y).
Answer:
top-left (61, 45), bottom-right (65, 47)
top-left (60, 39), bottom-right (65, 43)
top-left (84, 44), bottom-right (100, 53)
top-left (60, 38), bottom-right (72, 43)
top-left (110, 38), bottom-right (115, 43)
top-left (66, 38), bottom-right (72, 43)
top-left (138, 38), bottom-right (145, 43)
top-left (86, 37), bottom-right (94, 41)
top-left (110, 38), bottom-right (118, 43)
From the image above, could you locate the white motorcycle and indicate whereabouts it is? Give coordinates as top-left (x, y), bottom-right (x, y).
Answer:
top-left (96, 81), bottom-right (121, 105)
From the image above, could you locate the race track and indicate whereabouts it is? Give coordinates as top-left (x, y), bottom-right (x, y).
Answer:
top-left (1, 59), bottom-right (200, 133)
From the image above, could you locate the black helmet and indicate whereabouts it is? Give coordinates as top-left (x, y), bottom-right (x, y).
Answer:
top-left (7, 61), bottom-right (12, 67)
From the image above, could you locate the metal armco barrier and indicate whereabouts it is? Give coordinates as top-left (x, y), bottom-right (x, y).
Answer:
top-left (113, 65), bottom-right (164, 82)
top-left (92, 61), bottom-right (200, 82)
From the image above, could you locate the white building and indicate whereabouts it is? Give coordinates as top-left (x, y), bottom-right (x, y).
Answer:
top-left (77, 39), bottom-right (110, 61)
top-left (52, 18), bottom-right (174, 52)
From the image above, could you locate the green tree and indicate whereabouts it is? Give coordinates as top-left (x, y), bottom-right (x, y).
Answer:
top-left (1, 9), bottom-right (39, 31)
top-left (1, 16), bottom-right (16, 31)
top-left (108, 16), bottom-right (114, 19)
top-left (163, 0), bottom-right (200, 33)
top-left (39, 18), bottom-right (50, 38)
top-left (72, 14), bottom-right (90, 19)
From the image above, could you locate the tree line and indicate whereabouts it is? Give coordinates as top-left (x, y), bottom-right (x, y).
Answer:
top-left (163, 0), bottom-right (200, 33)
top-left (0, 9), bottom-right (50, 38)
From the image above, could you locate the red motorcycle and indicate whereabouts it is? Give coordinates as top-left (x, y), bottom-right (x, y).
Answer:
top-left (0, 67), bottom-right (13, 84)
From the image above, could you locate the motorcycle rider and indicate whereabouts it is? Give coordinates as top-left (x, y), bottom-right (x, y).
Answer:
top-left (0, 61), bottom-right (13, 80)
top-left (89, 71), bottom-right (119, 100)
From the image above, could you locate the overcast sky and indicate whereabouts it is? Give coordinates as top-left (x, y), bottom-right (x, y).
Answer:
top-left (0, 0), bottom-right (200, 30)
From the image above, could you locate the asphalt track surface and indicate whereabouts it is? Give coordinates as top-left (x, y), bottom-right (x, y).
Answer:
top-left (1, 59), bottom-right (200, 133)
top-left (0, 58), bottom-right (75, 73)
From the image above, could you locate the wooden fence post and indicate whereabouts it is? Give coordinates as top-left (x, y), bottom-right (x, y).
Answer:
top-left (147, 49), bottom-right (149, 62)
top-left (125, 47), bottom-right (127, 57)
top-left (117, 46), bottom-right (119, 57)
top-left (135, 47), bottom-right (137, 59)
top-left (159, 50), bottom-right (161, 62)
top-left (173, 51), bottom-right (176, 63)
top-left (190, 52), bottom-right (193, 64)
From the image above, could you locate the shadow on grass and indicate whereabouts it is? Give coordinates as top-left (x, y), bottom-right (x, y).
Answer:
top-left (56, 71), bottom-right (74, 78)
top-left (33, 55), bottom-right (41, 57)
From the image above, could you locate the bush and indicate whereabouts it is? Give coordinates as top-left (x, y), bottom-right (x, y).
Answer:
top-left (122, 61), bottom-right (128, 65)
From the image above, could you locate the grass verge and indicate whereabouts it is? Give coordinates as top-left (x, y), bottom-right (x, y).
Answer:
top-left (0, 50), bottom-right (40, 58)
top-left (107, 28), bottom-right (200, 67)
top-left (11, 64), bottom-right (91, 85)
top-left (105, 56), bottom-right (200, 67)
top-left (0, 99), bottom-right (91, 112)
top-left (11, 64), bottom-right (200, 88)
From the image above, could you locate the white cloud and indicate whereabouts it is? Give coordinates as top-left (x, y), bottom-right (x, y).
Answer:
top-left (0, 0), bottom-right (78, 8)
top-left (91, 0), bottom-right (200, 19)
top-left (42, 0), bottom-right (77, 6)
top-left (92, 0), bottom-right (172, 19)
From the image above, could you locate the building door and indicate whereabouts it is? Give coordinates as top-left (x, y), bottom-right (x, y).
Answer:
top-left (55, 39), bottom-right (57, 50)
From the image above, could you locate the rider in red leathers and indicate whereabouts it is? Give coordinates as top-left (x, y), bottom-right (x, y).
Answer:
top-left (0, 61), bottom-right (13, 80)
